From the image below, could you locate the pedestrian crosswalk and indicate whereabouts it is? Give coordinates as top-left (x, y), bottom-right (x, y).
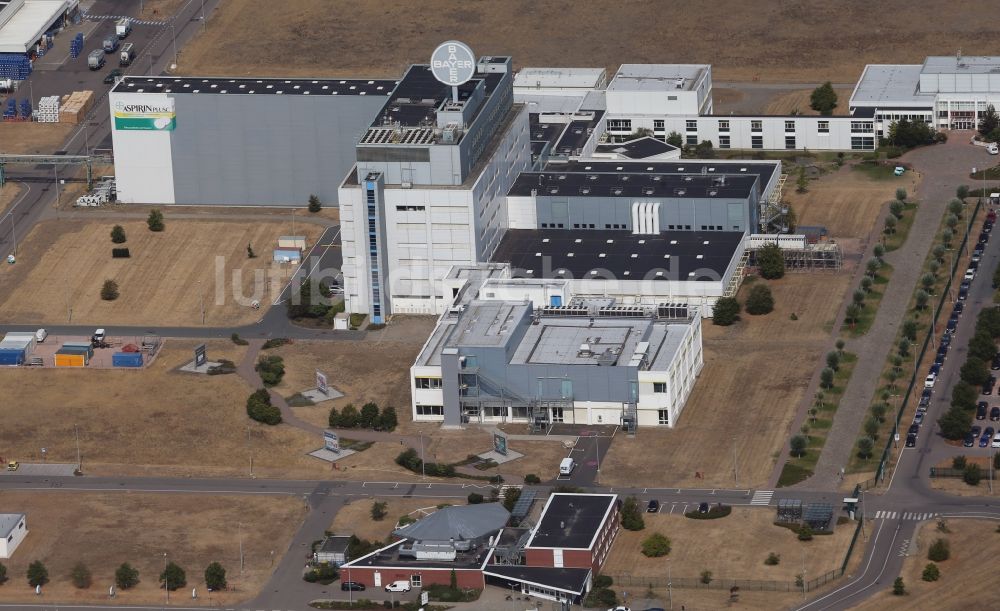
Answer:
top-left (750, 490), bottom-right (774, 506)
top-left (873, 510), bottom-right (937, 521)
top-left (82, 12), bottom-right (166, 26)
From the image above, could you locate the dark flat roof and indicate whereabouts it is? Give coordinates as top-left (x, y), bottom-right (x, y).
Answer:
top-left (595, 136), bottom-right (679, 159)
top-left (510, 169), bottom-right (757, 199)
top-left (545, 158), bottom-right (779, 188)
top-left (375, 65), bottom-right (505, 127)
top-left (344, 540), bottom-right (488, 571)
top-left (484, 566), bottom-right (591, 595)
top-left (112, 76), bottom-right (396, 96)
top-left (527, 494), bottom-right (616, 550)
top-left (529, 113), bottom-right (570, 148)
top-left (554, 110), bottom-right (605, 155)
top-left (492, 229), bottom-right (743, 280)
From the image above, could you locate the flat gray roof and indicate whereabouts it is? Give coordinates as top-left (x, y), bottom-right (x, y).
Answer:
top-left (922, 55), bottom-right (1000, 74)
top-left (514, 68), bottom-right (607, 90)
top-left (0, 513), bottom-right (24, 538)
top-left (850, 65), bottom-right (932, 106)
top-left (112, 76), bottom-right (396, 96)
top-left (609, 64), bottom-right (708, 92)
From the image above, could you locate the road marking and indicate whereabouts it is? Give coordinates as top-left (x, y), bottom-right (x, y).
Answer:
top-left (795, 517), bottom-right (891, 610)
top-left (750, 490), bottom-right (774, 506)
top-left (669, 503), bottom-right (676, 514)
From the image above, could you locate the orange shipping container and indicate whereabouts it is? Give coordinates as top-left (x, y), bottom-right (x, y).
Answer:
top-left (54, 353), bottom-right (86, 367)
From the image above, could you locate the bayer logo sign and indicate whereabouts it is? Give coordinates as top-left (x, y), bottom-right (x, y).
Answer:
top-left (430, 41), bottom-right (476, 86)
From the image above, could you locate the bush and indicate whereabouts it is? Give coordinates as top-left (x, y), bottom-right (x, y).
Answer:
top-left (308, 194), bottom-right (322, 213)
top-left (963, 463), bottom-right (982, 486)
top-left (115, 563), bottom-right (139, 589)
top-left (231, 333), bottom-right (248, 345)
top-left (204, 562), bottom-right (227, 591)
top-left (895, 187), bottom-right (908, 203)
top-left (757, 243), bottom-right (785, 279)
top-left (621, 496), bottom-right (646, 531)
top-left (685, 504), bottom-right (732, 520)
top-left (377, 405), bottom-right (398, 431)
top-left (0, 561), bottom-right (6, 585)
top-left (339, 404), bottom-right (360, 428)
top-left (928, 538), bottom-right (950, 561)
top-left (893, 576), bottom-right (905, 595)
top-left (524, 474), bottom-right (541, 484)
top-left (857, 437), bottom-right (874, 459)
top-left (952, 455), bottom-right (967, 470)
top-left (467, 493), bottom-right (484, 504)
top-left (261, 337), bottom-right (290, 350)
top-left (255, 355), bottom-right (286, 386)
top-left (790, 435), bottom-right (807, 457)
top-left (111, 224), bottom-right (127, 243)
top-left (826, 351), bottom-right (840, 372)
top-left (745, 284), bottom-right (774, 315)
top-left (360, 402), bottom-right (380, 429)
top-left (593, 575), bottom-right (613, 589)
top-left (641, 533), bottom-right (671, 557)
top-left (70, 562), bottom-right (92, 589)
top-left (147, 209), bottom-right (165, 232)
top-left (100, 279), bottom-right (120, 301)
top-left (370, 501), bottom-right (388, 521)
top-left (700, 570), bottom-right (713, 585)
top-left (111, 247), bottom-right (130, 258)
top-left (798, 525), bottom-right (814, 541)
top-left (712, 296), bottom-right (740, 325)
top-left (26, 560), bottom-right (49, 587)
top-left (246, 389), bottom-right (282, 425)
top-left (765, 552), bottom-right (780, 566)
top-left (889, 200), bottom-right (904, 219)
top-left (585, 587), bottom-right (617, 607)
top-left (922, 563), bottom-right (940, 582)
top-left (821, 367), bottom-right (835, 389)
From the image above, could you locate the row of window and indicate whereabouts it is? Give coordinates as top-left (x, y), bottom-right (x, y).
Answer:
top-left (416, 404), bottom-right (672, 425)
top-left (540, 222), bottom-right (565, 229)
top-left (414, 377), bottom-right (442, 389)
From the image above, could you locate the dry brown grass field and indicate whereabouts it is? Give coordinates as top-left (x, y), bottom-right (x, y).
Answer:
top-left (854, 519), bottom-right (1000, 611)
top-left (424, 430), bottom-right (569, 480)
top-left (0, 182), bottom-right (23, 217)
top-left (0, 491), bottom-right (302, 606)
top-left (329, 498), bottom-right (453, 543)
top-left (0, 339), bottom-right (330, 478)
top-left (604, 508), bottom-right (853, 584)
top-left (0, 121), bottom-right (73, 155)
top-left (0, 219), bottom-right (321, 327)
top-left (181, 1), bottom-right (999, 83)
top-left (600, 271), bottom-right (850, 489)
top-left (763, 88), bottom-right (854, 116)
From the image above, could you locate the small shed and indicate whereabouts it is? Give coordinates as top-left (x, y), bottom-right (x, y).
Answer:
top-left (314, 535), bottom-right (352, 566)
top-left (273, 248), bottom-right (302, 264)
top-left (112, 352), bottom-right (143, 368)
top-left (0, 513), bottom-right (27, 558)
top-left (333, 312), bottom-right (349, 330)
top-left (0, 348), bottom-right (25, 365)
top-left (278, 235), bottom-right (307, 250)
top-left (55, 348), bottom-right (88, 367)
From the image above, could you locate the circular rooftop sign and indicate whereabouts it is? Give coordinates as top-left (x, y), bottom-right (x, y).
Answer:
top-left (430, 41), bottom-right (476, 87)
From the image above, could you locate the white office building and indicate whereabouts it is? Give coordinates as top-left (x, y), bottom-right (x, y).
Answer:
top-left (0, 513), bottom-right (27, 558)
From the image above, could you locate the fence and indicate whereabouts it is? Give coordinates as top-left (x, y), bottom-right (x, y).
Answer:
top-left (873, 198), bottom-right (984, 486)
top-left (928, 467), bottom-right (965, 478)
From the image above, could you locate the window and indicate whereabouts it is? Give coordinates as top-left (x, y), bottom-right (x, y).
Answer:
top-left (718, 135), bottom-right (730, 149)
top-left (751, 120), bottom-right (762, 132)
top-left (700, 225), bottom-right (707, 230)
top-left (785, 135), bottom-right (796, 149)
top-left (667, 95), bottom-right (678, 101)
top-left (414, 377), bottom-right (442, 389)
top-left (486, 406), bottom-right (508, 418)
top-left (410, 575), bottom-right (422, 587)
top-left (784, 120), bottom-right (796, 131)
top-left (851, 136), bottom-right (875, 150)
top-left (938, 110), bottom-right (949, 118)
top-left (817, 121), bottom-right (829, 133)
top-left (685, 120), bottom-right (697, 131)
top-left (608, 119), bottom-right (631, 131)
top-left (653, 119), bottom-right (665, 130)
top-left (686, 134), bottom-right (697, 146)
top-left (658, 409), bottom-right (670, 425)
top-left (751, 135), bottom-right (763, 149)
top-left (395, 205), bottom-right (425, 211)
top-left (512, 406), bottom-right (528, 419)
top-left (416, 405), bottom-right (444, 416)
top-left (718, 120), bottom-right (730, 132)
top-left (851, 121), bottom-right (874, 133)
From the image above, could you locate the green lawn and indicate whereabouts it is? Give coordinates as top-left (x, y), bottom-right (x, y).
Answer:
top-left (884, 203), bottom-right (919, 252)
top-left (842, 264), bottom-right (892, 338)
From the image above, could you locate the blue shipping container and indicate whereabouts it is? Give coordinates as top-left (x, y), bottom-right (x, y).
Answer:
top-left (112, 352), bottom-right (143, 368)
top-left (0, 348), bottom-right (25, 365)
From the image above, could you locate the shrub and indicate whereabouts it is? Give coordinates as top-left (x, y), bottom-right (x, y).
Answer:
top-left (204, 562), bottom-right (227, 591)
top-left (757, 243), bottom-right (785, 279)
top-left (586, 588), bottom-right (617, 607)
top-left (963, 463), bottom-right (982, 486)
top-left (111, 248), bottom-right (130, 258)
top-left (147, 209), bottom-right (165, 232)
top-left (246, 389), bottom-right (281, 425)
top-left (790, 435), bottom-right (807, 457)
top-left (377, 405), bottom-right (398, 431)
top-left (893, 576), bottom-right (905, 595)
top-left (370, 501), bottom-right (388, 521)
top-left (765, 552), bottom-right (780, 566)
top-left (255, 355), bottom-right (286, 386)
top-left (231, 333), bottom-right (248, 345)
top-left (798, 525), bottom-right (814, 541)
top-left (927, 538), bottom-right (950, 562)
top-left (110, 224), bottom-right (127, 243)
top-left (700, 570), bottom-right (713, 585)
top-left (593, 575), bottom-right (613, 589)
top-left (621, 496), bottom-right (646, 531)
top-left (70, 562), bottom-right (92, 589)
top-left (922, 563), bottom-right (940, 582)
top-left (261, 337), bottom-right (290, 350)
top-left (857, 437), bottom-right (874, 459)
top-left (745, 284), bottom-right (774, 315)
top-left (467, 493), bottom-right (484, 504)
top-left (100, 279), bottom-right (120, 301)
top-left (524, 474), bottom-right (541, 484)
top-left (308, 194), bottom-right (322, 213)
top-left (712, 296), bottom-right (741, 325)
top-left (952, 455), bottom-right (967, 470)
top-left (641, 533), bottom-right (671, 557)
top-left (115, 563), bottom-right (139, 589)
top-left (685, 504), bottom-right (732, 520)
top-left (26, 560), bottom-right (49, 587)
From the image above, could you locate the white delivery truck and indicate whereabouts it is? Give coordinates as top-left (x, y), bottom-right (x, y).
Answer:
top-left (88, 49), bottom-right (105, 70)
top-left (115, 18), bottom-right (132, 39)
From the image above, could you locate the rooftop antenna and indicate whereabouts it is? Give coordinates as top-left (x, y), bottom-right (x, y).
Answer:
top-left (430, 41), bottom-right (476, 103)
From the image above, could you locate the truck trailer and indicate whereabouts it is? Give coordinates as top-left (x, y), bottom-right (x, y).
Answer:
top-left (87, 49), bottom-right (105, 70)
top-left (115, 18), bottom-right (132, 39)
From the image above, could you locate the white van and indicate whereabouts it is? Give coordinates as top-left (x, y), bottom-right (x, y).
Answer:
top-left (559, 457), bottom-right (576, 476)
top-left (35, 328), bottom-right (47, 343)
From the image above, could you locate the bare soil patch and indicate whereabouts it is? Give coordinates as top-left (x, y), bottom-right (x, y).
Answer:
top-left (600, 272), bottom-right (850, 489)
top-left (329, 498), bottom-right (453, 543)
top-left (0, 122), bottom-right (73, 154)
top-left (0, 491), bottom-right (303, 606)
top-left (180, 1), bottom-right (999, 83)
top-left (0, 339), bottom-right (330, 478)
top-left (0, 219), bottom-right (321, 327)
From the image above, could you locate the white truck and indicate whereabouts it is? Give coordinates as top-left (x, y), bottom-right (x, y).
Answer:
top-left (87, 49), bottom-right (105, 70)
top-left (119, 42), bottom-right (135, 66)
top-left (115, 18), bottom-right (132, 39)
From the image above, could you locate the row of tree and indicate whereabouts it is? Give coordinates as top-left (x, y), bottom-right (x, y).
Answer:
top-left (328, 402), bottom-right (398, 431)
top-left (939, 307), bottom-right (1000, 439)
top-left (0, 560), bottom-right (226, 592)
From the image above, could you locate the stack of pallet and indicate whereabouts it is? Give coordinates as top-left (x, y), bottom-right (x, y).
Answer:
top-left (36, 96), bottom-right (59, 122)
top-left (58, 90), bottom-right (94, 124)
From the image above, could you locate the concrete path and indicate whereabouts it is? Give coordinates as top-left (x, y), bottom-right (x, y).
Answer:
top-left (805, 134), bottom-right (991, 489)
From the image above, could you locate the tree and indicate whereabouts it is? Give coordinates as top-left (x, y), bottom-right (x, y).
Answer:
top-left (902, 319), bottom-right (918, 341)
top-left (889, 200), bottom-right (904, 219)
top-left (359, 402), bottom-right (380, 429)
top-left (377, 405), bottom-right (398, 431)
top-left (449, 568), bottom-right (458, 590)
top-left (919, 273), bottom-right (934, 292)
top-left (871, 402), bottom-right (887, 423)
top-left (892, 576), bottom-right (905, 595)
top-left (796, 167), bottom-right (808, 193)
top-left (897, 338), bottom-right (910, 358)
top-left (287, 278), bottom-right (332, 320)
top-left (502, 486), bottom-right (522, 512)
top-left (948, 199), bottom-right (965, 218)
top-left (942, 228), bottom-right (953, 247)
top-left (327, 406), bottom-right (340, 428)
top-left (945, 213), bottom-right (959, 230)
top-left (863, 416), bottom-right (879, 439)
top-left (110, 225), bottom-right (127, 243)
top-left (969, 331), bottom-right (998, 362)
top-left (641, 533), bottom-right (671, 557)
top-left (790, 435), bottom-right (807, 457)
top-left (115, 563), bottom-right (139, 589)
top-left (247, 243), bottom-right (256, 258)
top-left (922, 563), bottom-right (940, 582)
top-left (938, 406), bottom-right (973, 440)
top-left (308, 194), bottom-right (322, 213)
top-left (695, 139), bottom-right (715, 158)
top-left (712, 296), bottom-right (741, 325)
top-left (246, 388), bottom-right (281, 425)
top-left (963, 463), bottom-right (983, 486)
top-left (700, 570), bottom-right (713, 585)
top-left (202, 562), bottom-right (227, 591)
top-left (826, 351), bottom-right (840, 371)
top-left (665, 131), bottom-right (683, 147)
top-left (857, 436), bottom-right (874, 459)
top-left (866, 258), bottom-right (880, 277)
top-left (895, 187), bottom-right (908, 203)
top-left (100, 279), bottom-right (120, 301)
top-left (620, 496), bottom-right (646, 531)
top-left (979, 104), bottom-right (1000, 138)
top-left (845, 303), bottom-right (862, 327)
top-left (960, 357), bottom-right (989, 386)
top-left (873, 243), bottom-right (886, 261)
top-left (835, 339), bottom-right (845, 355)
top-left (467, 492), bottom-right (484, 504)
top-left (884, 214), bottom-right (897, 234)
top-left (820, 367), bottom-right (835, 389)
top-left (810, 81), bottom-right (838, 115)
top-left (933, 244), bottom-right (946, 262)
top-left (887, 118), bottom-right (935, 148)
top-left (745, 284), bottom-right (774, 315)
top-left (957, 185), bottom-right (970, 200)
top-left (339, 404), bottom-right (359, 428)
top-left (26, 560), bottom-right (48, 587)
top-left (147, 209), bottom-right (165, 232)
top-left (852, 289), bottom-right (865, 308)
top-left (371, 501), bottom-right (388, 520)
top-left (0, 561), bottom-right (6, 585)
top-left (797, 525), bottom-right (814, 541)
top-left (756, 243), bottom-right (785, 279)
top-left (765, 552), bottom-right (781, 565)
top-left (952, 455), bottom-right (967, 470)
top-left (70, 562), bottom-right (91, 589)
top-left (160, 562), bottom-right (186, 591)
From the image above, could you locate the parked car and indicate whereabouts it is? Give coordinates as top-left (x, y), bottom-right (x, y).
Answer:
top-left (986, 375), bottom-right (998, 396)
top-left (908, 423), bottom-right (920, 436)
top-left (698, 502), bottom-right (709, 514)
top-left (914, 412), bottom-right (925, 426)
top-left (954, 301), bottom-right (965, 316)
top-left (993, 432), bottom-right (1000, 449)
top-left (894, 166), bottom-right (905, 176)
top-left (925, 372), bottom-right (937, 388)
top-left (34, 328), bottom-right (47, 343)
top-left (103, 68), bottom-right (123, 84)
top-left (6, 461), bottom-right (17, 471)
top-left (978, 401), bottom-right (989, 420)
top-left (946, 316), bottom-right (958, 333)
top-left (941, 333), bottom-right (952, 347)
top-left (991, 406), bottom-right (1000, 421)
top-left (905, 433), bottom-right (917, 447)
top-left (959, 285), bottom-right (970, 301)
top-left (964, 432), bottom-right (977, 447)
top-left (341, 581), bottom-right (366, 591)
top-left (919, 388), bottom-right (933, 408)
top-left (971, 259), bottom-right (981, 271)
top-left (992, 354), bottom-right (1000, 371)
top-left (646, 499), bottom-right (660, 513)
top-left (934, 352), bottom-right (945, 367)
top-left (972, 425), bottom-right (982, 438)
top-left (965, 268), bottom-right (976, 281)
top-left (385, 580), bottom-right (411, 593)
top-left (981, 428), bottom-right (995, 447)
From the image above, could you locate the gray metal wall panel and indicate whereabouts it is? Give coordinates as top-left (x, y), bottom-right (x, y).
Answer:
top-left (169, 94), bottom-right (384, 206)
top-left (533, 195), bottom-right (752, 232)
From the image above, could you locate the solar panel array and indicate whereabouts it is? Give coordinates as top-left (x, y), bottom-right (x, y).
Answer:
top-left (510, 489), bottom-right (537, 518)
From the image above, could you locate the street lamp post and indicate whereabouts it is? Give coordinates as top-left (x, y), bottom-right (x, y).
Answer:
top-left (732, 436), bottom-right (739, 485)
top-left (419, 435), bottom-right (426, 479)
top-left (170, 23), bottom-right (177, 66)
top-left (667, 559), bottom-right (673, 610)
top-left (163, 552), bottom-right (169, 604)
top-left (74, 425), bottom-right (81, 471)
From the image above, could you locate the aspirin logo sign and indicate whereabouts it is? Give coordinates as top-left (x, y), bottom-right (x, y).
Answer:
top-left (430, 41), bottom-right (476, 86)
top-left (113, 97), bottom-right (176, 131)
